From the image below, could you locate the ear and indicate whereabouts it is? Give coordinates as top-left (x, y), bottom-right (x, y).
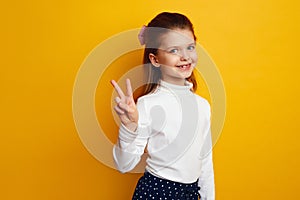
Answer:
top-left (149, 53), bottom-right (160, 68)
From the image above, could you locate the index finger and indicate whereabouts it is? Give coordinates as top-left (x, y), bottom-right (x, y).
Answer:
top-left (110, 80), bottom-right (125, 98)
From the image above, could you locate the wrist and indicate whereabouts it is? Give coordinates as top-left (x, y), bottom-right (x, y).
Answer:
top-left (123, 122), bottom-right (138, 132)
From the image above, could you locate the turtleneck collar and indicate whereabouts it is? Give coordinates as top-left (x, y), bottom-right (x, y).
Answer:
top-left (158, 80), bottom-right (194, 95)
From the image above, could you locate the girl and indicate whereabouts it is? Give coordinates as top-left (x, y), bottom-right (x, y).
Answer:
top-left (111, 12), bottom-right (215, 200)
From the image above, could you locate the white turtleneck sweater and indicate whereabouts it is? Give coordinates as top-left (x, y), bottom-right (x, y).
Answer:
top-left (113, 80), bottom-right (215, 200)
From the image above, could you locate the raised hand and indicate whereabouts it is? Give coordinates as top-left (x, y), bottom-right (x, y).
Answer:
top-left (111, 78), bottom-right (139, 132)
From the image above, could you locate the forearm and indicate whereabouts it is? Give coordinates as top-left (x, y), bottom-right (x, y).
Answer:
top-left (113, 123), bottom-right (148, 173)
top-left (198, 150), bottom-right (215, 200)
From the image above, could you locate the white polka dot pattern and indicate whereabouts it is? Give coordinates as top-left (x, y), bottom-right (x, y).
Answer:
top-left (132, 172), bottom-right (201, 200)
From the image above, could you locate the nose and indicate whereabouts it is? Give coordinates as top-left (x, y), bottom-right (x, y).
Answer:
top-left (180, 49), bottom-right (190, 61)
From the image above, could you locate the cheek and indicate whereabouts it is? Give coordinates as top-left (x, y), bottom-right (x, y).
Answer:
top-left (162, 55), bottom-right (178, 65)
top-left (191, 52), bottom-right (198, 63)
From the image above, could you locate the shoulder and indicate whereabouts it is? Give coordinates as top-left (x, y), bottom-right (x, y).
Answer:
top-left (193, 93), bottom-right (211, 114)
top-left (194, 94), bottom-right (210, 106)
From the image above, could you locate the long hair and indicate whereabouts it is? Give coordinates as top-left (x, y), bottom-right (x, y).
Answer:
top-left (140, 12), bottom-right (198, 97)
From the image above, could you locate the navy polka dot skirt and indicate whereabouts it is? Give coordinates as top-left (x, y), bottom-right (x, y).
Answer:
top-left (132, 171), bottom-right (201, 200)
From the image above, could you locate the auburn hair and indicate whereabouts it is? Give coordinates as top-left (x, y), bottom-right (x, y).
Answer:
top-left (136, 12), bottom-right (198, 100)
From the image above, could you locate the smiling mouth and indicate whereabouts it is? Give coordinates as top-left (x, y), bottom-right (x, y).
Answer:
top-left (176, 63), bottom-right (192, 70)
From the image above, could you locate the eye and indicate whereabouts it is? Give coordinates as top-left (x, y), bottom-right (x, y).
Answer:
top-left (169, 48), bottom-right (179, 54)
top-left (187, 45), bottom-right (195, 51)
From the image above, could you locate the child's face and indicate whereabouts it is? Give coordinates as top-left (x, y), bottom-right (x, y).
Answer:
top-left (154, 28), bottom-right (198, 85)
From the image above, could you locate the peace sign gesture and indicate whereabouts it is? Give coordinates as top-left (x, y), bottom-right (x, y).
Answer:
top-left (111, 79), bottom-right (139, 132)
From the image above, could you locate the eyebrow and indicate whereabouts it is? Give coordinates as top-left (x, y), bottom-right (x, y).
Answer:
top-left (164, 42), bottom-right (196, 50)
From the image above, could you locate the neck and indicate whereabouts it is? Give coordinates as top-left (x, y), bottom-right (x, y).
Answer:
top-left (159, 79), bottom-right (193, 95)
top-left (160, 77), bottom-right (186, 86)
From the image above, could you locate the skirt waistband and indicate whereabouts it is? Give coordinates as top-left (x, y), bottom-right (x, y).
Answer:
top-left (144, 171), bottom-right (201, 197)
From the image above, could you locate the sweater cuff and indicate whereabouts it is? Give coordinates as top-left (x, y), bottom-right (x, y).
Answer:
top-left (118, 123), bottom-right (139, 143)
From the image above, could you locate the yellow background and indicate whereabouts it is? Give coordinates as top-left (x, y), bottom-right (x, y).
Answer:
top-left (1, 0), bottom-right (299, 199)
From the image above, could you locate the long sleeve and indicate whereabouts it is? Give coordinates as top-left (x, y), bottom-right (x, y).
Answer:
top-left (198, 127), bottom-right (215, 200)
top-left (112, 98), bottom-right (150, 173)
